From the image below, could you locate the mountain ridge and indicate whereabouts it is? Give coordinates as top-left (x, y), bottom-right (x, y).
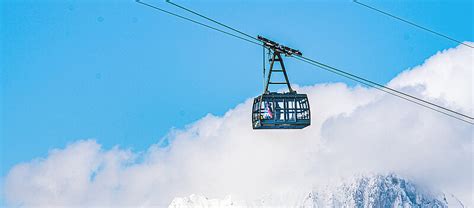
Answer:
top-left (168, 174), bottom-right (463, 208)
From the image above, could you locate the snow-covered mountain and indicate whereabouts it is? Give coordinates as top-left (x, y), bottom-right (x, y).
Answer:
top-left (168, 174), bottom-right (464, 208)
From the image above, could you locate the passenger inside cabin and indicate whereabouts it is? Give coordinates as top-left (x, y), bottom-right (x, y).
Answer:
top-left (265, 101), bottom-right (273, 119)
top-left (275, 102), bottom-right (281, 120)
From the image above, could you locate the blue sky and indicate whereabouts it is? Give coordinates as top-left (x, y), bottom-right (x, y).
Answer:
top-left (1, 0), bottom-right (472, 178)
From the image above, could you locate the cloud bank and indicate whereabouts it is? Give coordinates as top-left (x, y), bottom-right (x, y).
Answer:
top-left (3, 43), bottom-right (473, 207)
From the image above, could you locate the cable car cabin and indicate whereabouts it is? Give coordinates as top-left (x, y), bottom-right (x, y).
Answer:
top-left (252, 92), bottom-right (310, 129)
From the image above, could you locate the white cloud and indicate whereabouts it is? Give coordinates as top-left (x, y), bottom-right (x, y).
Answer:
top-left (388, 44), bottom-right (473, 113)
top-left (3, 43), bottom-right (473, 207)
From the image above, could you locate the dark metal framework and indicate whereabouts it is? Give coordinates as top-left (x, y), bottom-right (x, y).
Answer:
top-left (252, 92), bottom-right (310, 129)
top-left (252, 36), bottom-right (311, 129)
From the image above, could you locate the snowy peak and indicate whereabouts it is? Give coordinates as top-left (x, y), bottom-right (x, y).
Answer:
top-left (169, 174), bottom-right (462, 208)
top-left (169, 194), bottom-right (234, 208)
top-left (313, 174), bottom-right (450, 207)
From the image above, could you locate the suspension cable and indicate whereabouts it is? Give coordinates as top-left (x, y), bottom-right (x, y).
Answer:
top-left (293, 56), bottom-right (473, 125)
top-left (298, 56), bottom-right (473, 120)
top-left (263, 45), bottom-right (266, 91)
top-left (353, 0), bottom-right (473, 49)
top-left (166, 0), bottom-right (260, 42)
top-left (135, 0), bottom-right (261, 46)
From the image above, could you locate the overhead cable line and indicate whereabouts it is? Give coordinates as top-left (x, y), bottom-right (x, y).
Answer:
top-left (353, 0), bottom-right (473, 49)
top-left (136, 0), bottom-right (474, 125)
top-left (297, 56), bottom-right (473, 119)
top-left (165, 0), bottom-right (260, 42)
top-left (293, 56), bottom-right (473, 125)
top-left (135, 0), bottom-right (261, 46)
